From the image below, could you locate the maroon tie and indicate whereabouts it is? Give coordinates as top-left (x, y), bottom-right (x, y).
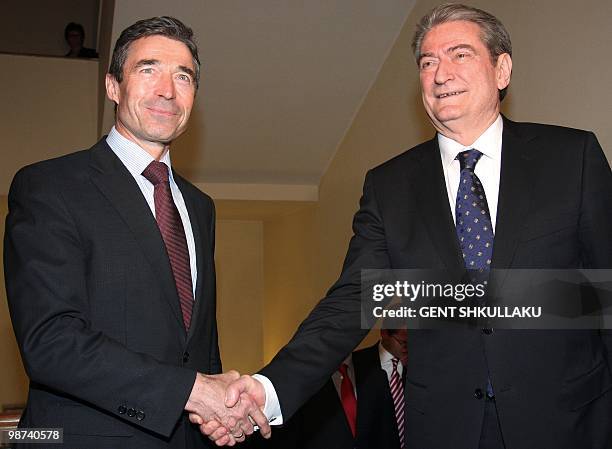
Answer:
top-left (338, 363), bottom-right (357, 437)
top-left (142, 161), bottom-right (194, 330)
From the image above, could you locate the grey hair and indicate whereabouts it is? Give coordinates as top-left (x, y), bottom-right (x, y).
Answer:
top-left (412, 3), bottom-right (512, 100)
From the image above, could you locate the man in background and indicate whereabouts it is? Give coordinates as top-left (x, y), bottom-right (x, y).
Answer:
top-left (5, 16), bottom-right (267, 448)
top-left (64, 22), bottom-right (98, 58)
top-left (268, 326), bottom-right (406, 449)
top-left (352, 326), bottom-right (407, 449)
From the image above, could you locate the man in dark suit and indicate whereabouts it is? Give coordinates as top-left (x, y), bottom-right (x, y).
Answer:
top-left (4, 16), bottom-right (267, 449)
top-left (353, 328), bottom-right (407, 449)
top-left (267, 327), bottom-right (405, 449)
top-left (203, 4), bottom-right (612, 449)
top-left (264, 359), bottom-right (356, 449)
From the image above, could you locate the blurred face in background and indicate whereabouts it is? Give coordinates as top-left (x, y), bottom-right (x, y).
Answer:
top-left (381, 328), bottom-right (408, 365)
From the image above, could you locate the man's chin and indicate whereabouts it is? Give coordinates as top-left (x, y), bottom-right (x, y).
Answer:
top-left (143, 128), bottom-right (184, 145)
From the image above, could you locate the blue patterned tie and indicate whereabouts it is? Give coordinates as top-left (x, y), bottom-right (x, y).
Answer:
top-left (455, 149), bottom-right (495, 397)
top-left (455, 149), bottom-right (494, 282)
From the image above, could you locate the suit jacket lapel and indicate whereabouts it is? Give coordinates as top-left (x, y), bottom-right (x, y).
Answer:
top-left (174, 174), bottom-right (209, 342)
top-left (492, 118), bottom-right (536, 270)
top-left (87, 140), bottom-right (186, 334)
top-left (412, 138), bottom-right (465, 280)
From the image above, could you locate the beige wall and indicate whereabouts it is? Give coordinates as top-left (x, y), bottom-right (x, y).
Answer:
top-left (215, 220), bottom-right (264, 374)
top-left (262, 205), bottom-right (317, 363)
top-left (473, 0), bottom-right (612, 162)
top-left (97, 0), bottom-right (116, 137)
top-left (0, 54), bottom-right (99, 195)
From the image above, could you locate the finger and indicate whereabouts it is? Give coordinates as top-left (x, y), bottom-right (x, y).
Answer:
top-left (201, 420), bottom-right (222, 436)
top-left (250, 407), bottom-right (271, 439)
top-left (236, 391), bottom-right (270, 438)
top-left (224, 415), bottom-right (238, 432)
top-left (235, 394), bottom-right (255, 435)
top-left (189, 413), bottom-right (203, 425)
top-left (225, 369), bottom-right (240, 381)
top-left (207, 424), bottom-right (228, 441)
top-left (217, 433), bottom-right (234, 446)
top-left (225, 377), bottom-right (247, 408)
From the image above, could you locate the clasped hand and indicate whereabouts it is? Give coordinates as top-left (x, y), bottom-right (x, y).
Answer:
top-left (185, 371), bottom-right (270, 446)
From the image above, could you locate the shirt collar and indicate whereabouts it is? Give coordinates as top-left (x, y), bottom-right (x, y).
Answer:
top-left (437, 115), bottom-right (503, 169)
top-left (378, 341), bottom-right (396, 365)
top-left (106, 126), bottom-right (175, 182)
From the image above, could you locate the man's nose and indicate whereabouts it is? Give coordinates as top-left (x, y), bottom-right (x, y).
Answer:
top-left (155, 73), bottom-right (176, 99)
top-left (434, 58), bottom-right (454, 85)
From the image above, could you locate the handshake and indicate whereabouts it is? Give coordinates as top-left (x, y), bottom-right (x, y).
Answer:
top-left (184, 371), bottom-right (271, 446)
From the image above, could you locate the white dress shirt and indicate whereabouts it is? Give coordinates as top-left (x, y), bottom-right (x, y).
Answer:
top-left (438, 115), bottom-right (503, 231)
top-left (255, 115), bottom-right (504, 424)
top-left (106, 126), bottom-right (198, 297)
top-left (379, 342), bottom-right (403, 382)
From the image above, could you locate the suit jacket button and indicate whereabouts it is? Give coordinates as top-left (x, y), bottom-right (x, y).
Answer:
top-left (183, 352), bottom-right (190, 363)
top-left (474, 389), bottom-right (483, 399)
top-left (136, 411), bottom-right (146, 421)
top-left (127, 408), bottom-right (136, 417)
top-left (482, 328), bottom-right (493, 335)
top-left (118, 405), bottom-right (127, 414)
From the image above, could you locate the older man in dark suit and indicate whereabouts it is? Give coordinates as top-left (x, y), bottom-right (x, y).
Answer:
top-left (201, 4), bottom-right (612, 449)
top-left (4, 16), bottom-right (268, 449)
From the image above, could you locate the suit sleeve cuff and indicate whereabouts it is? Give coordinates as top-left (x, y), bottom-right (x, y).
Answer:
top-left (252, 374), bottom-right (283, 425)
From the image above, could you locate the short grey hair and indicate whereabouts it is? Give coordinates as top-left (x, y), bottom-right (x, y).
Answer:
top-left (412, 3), bottom-right (512, 100)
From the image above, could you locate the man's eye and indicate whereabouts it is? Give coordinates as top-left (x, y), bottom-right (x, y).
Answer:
top-left (140, 67), bottom-right (153, 73)
top-left (177, 74), bottom-right (192, 82)
top-left (420, 60), bottom-right (434, 70)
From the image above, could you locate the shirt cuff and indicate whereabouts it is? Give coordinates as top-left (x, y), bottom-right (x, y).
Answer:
top-left (252, 374), bottom-right (284, 425)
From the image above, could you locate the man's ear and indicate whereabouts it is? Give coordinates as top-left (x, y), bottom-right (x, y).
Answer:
top-left (105, 73), bottom-right (120, 104)
top-left (496, 53), bottom-right (512, 90)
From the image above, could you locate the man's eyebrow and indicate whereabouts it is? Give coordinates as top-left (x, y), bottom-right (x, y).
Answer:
top-left (447, 44), bottom-right (476, 54)
top-left (178, 65), bottom-right (196, 79)
top-left (134, 59), bottom-right (159, 69)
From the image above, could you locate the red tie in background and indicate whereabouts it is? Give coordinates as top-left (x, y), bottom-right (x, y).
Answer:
top-left (390, 358), bottom-right (406, 448)
top-left (338, 363), bottom-right (357, 437)
top-left (142, 161), bottom-right (194, 330)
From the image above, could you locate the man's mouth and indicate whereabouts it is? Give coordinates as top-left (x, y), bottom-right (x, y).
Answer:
top-left (147, 106), bottom-right (178, 116)
top-left (436, 91), bottom-right (464, 99)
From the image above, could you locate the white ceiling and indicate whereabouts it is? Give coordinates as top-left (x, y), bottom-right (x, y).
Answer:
top-left (107, 0), bottom-right (416, 196)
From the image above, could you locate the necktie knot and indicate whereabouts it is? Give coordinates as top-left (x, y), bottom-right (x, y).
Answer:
top-left (338, 363), bottom-right (349, 377)
top-left (456, 149), bottom-right (483, 172)
top-left (392, 358), bottom-right (399, 371)
top-left (142, 161), bottom-right (170, 185)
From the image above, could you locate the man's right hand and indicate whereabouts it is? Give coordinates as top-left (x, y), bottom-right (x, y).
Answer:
top-left (195, 374), bottom-right (270, 446)
top-left (185, 371), bottom-right (269, 445)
